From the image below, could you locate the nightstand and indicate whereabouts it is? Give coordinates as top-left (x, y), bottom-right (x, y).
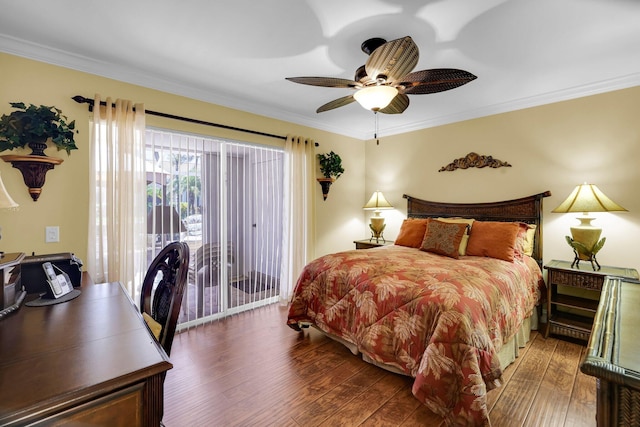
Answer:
top-left (354, 239), bottom-right (394, 250)
top-left (544, 259), bottom-right (639, 341)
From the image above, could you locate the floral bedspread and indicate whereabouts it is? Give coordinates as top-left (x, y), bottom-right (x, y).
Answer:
top-left (287, 245), bottom-right (544, 426)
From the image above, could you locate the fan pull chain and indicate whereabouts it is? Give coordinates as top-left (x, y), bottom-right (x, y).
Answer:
top-left (374, 112), bottom-right (380, 145)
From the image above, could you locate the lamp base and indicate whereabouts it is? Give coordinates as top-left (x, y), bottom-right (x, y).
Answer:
top-left (369, 232), bottom-right (385, 243)
top-left (566, 219), bottom-right (604, 271)
top-left (369, 217), bottom-right (386, 243)
top-left (570, 223), bottom-right (601, 255)
top-left (565, 233), bottom-right (603, 271)
top-left (570, 251), bottom-right (601, 271)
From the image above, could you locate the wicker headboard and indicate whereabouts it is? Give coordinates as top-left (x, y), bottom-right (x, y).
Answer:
top-left (404, 191), bottom-right (551, 267)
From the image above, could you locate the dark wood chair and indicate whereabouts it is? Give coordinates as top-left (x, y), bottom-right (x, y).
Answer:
top-left (140, 241), bottom-right (190, 356)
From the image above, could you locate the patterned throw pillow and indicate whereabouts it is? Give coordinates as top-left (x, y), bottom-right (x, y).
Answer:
top-left (420, 220), bottom-right (468, 259)
top-left (435, 217), bottom-right (475, 256)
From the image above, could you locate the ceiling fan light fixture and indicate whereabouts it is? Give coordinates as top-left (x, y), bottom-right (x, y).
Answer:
top-left (286, 36), bottom-right (475, 114)
top-left (353, 85), bottom-right (398, 111)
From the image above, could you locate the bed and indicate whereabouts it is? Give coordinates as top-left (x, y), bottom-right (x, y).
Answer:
top-left (287, 191), bottom-right (551, 426)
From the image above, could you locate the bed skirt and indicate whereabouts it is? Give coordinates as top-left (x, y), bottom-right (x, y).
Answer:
top-left (308, 308), bottom-right (539, 377)
top-left (496, 309), bottom-right (538, 370)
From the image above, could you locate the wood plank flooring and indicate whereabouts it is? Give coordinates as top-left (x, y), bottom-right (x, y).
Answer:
top-left (163, 304), bottom-right (596, 426)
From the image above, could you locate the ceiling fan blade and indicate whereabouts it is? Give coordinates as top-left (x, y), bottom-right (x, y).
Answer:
top-left (365, 36), bottom-right (419, 84)
top-left (378, 93), bottom-right (409, 114)
top-left (286, 76), bottom-right (361, 88)
top-left (401, 69), bottom-right (477, 94)
top-left (316, 95), bottom-right (356, 113)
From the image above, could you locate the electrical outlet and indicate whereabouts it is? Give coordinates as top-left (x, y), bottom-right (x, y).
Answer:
top-left (45, 226), bottom-right (59, 243)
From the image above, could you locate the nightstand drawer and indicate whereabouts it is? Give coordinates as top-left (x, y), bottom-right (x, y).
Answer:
top-left (548, 269), bottom-right (604, 291)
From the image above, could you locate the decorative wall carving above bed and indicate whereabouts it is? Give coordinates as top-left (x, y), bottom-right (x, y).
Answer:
top-left (438, 152), bottom-right (511, 172)
top-left (403, 191), bottom-right (551, 267)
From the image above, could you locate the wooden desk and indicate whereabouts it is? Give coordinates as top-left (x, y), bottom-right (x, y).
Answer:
top-left (0, 282), bottom-right (172, 426)
top-left (581, 277), bottom-right (640, 426)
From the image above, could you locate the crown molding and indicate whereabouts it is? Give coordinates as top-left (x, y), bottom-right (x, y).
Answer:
top-left (0, 35), bottom-right (366, 139)
top-left (376, 73), bottom-right (640, 140)
top-left (2, 34), bottom-right (639, 142)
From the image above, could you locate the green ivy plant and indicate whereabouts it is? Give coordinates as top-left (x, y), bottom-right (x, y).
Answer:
top-left (0, 102), bottom-right (78, 155)
top-left (317, 151), bottom-right (344, 179)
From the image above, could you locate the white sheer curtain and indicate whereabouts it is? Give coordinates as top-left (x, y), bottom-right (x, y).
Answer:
top-left (280, 135), bottom-right (315, 303)
top-left (88, 95), bottom-right (147, 298)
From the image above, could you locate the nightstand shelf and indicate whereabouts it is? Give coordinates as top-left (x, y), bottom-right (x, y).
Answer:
top-left (544, 259), bottom-right (639, 341)
top-left (549, 312), bottom-right (594, 338)
top-left (552, 294), bottom-right (599, 312)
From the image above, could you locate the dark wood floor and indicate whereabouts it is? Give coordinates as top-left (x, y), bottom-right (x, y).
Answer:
top-left (163, 304), bottom-right (597, 426)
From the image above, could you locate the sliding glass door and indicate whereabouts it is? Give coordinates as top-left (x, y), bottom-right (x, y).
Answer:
top-left (145, 129), bottom-right (284, 327)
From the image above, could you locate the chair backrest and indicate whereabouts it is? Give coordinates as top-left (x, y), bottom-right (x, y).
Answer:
top-left (140, 241), bottom-right (190, 356)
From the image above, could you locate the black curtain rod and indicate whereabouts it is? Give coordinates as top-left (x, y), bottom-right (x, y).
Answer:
top-left (72, 95), bottom-right (319, 146)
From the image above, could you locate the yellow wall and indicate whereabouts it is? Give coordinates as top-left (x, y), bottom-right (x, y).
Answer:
top-left (3, 51), bottom-right (639, 274)
top-left (365, 86), bottom-right (640, 272)
top-left (0, 52), bottom-right (364, 265)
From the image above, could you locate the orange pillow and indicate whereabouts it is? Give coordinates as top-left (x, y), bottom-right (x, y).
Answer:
top-left (395, 218), bottom-right (429, 248)
top-left (466, 221), bottom-right (520, 262)
top-left (420, 219), bottom-right (468, 259)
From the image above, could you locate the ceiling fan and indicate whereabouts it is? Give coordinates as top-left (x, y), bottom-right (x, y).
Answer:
top-left (286, 36), bottom-right (477, 114)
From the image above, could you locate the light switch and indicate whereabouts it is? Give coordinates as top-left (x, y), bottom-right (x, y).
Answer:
top-left (46, 226), bottom-right (59, 243)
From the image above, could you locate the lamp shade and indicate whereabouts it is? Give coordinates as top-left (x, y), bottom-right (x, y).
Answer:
top-left (0, 172), bottom-right (18, 209)
top-left (552, 183), bottom-right (627, 214)
top-left (353, 86), bottom-right (398, 111)
top-left (363, 191), bottom-right (393, 210)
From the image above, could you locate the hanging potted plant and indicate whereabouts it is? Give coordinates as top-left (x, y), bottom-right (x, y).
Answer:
top-left (0, 102), bottom-right (79, 201)
top-left (317, 151), bottom-right (344, 200)
top-left (0, 102), bottom-right (78, 156)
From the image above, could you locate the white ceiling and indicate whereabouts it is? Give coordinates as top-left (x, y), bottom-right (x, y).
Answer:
top-left (1, 0), bottom-right (639, 140)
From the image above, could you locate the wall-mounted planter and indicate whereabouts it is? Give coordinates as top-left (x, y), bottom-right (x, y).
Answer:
top-left (317, 151), bottom-right (343, 201)
top-left (317, 178), bottom-right (335, 200)
top-left (1, 154), bottom-right (63, 201)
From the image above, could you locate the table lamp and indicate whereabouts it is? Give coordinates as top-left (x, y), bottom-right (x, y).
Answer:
top-left (0, 171), bottom-right (19, 257)
top-left (363, 191), bottom-right (393, 243)
top-left (552, 183), bottom-right (627, 270)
